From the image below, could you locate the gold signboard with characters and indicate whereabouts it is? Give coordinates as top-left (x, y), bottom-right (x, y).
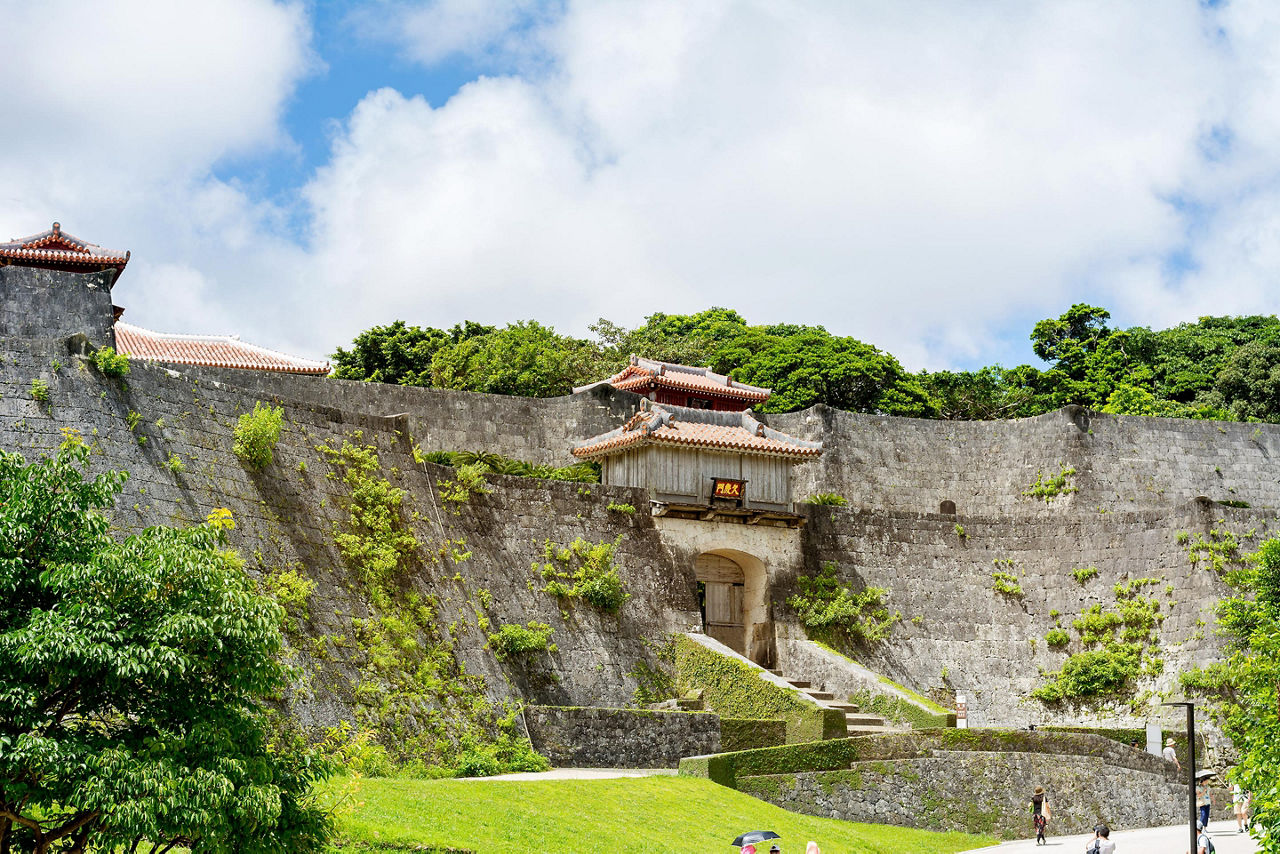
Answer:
top-left (712, 479), bottom-right (745, 499)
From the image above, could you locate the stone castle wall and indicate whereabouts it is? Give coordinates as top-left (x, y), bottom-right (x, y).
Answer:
top-left (524, 706), bottom-right (721, 768)
top-left (740, 753), bottom-right (1189, 838)
top-left (0, 267), bottom-right (117, 346)
top-left (175, 364), bottom-right (641, 467)
top-left (770, 403), bottom-right (1280, 516)
top-left (3, 272), bottom-right (1276, 742)
top-left (0, 336), bottom-right (699, 734)
top-left (783, 502), bottom-right (1256, 729)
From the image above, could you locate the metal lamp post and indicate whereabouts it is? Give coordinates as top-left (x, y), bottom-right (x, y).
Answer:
top-left (1164, 701), bottom-right (1197, 854)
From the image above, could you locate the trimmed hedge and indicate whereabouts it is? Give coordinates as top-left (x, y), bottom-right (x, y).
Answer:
top-left (720, 718), bottom-right (787, 753)
top-left (674, 635), bottom-right (845, 744)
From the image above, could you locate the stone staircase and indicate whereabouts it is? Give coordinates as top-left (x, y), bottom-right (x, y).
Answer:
top-left (769, 670), bottom-right (894, 737)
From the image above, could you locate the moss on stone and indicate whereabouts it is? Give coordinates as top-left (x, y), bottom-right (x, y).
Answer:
top-left (674, 635), bottom-right (844, 744)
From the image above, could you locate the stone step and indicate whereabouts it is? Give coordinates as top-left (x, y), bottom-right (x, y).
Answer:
top-left (787, 679), bottom-right (812, 689)
top-left (804, 690), bottom-right (835, 701)
top-left (846, 724), bottom-right (895, 735)
top-left (828, 702), bottom-right (859, 713)
top-left (845, 713), bottom-right (886, 726)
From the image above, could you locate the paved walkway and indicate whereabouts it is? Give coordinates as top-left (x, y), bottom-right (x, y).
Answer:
top-left (960, 820), bottom-right (1258, 853)
top-left (463, 767), bottom-right (679, 781)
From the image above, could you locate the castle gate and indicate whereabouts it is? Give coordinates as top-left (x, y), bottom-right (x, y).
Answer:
top-left (693, 548), bottom-right (773, 666)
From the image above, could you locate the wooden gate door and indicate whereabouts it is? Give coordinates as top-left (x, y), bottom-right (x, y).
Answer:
top-left (695, 553), bottom-right (745, 655)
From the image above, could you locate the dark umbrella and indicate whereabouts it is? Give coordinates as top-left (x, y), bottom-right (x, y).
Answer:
top-left (732, 831), bottom-right (781, 847)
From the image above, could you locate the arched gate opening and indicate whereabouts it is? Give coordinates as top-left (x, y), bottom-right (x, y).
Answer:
top-left (694, 549), bottom-right (773, 667)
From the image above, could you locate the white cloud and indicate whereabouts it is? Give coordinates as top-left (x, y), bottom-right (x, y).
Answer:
top-left (11, 1), bottom-right (1280, 371)
top-left (348, 0), bottom-right (555, 67)
top-left (0, 0), bottom-right (316, 353)
top-left (301, 0), bottom-right (1262, 368)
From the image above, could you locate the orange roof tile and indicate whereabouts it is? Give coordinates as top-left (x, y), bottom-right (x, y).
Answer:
top-left (574, 355), bottom-right (771, 402)
top-left (0, 223), bottom-right (130, 276)
top-left (115, 322), bottom-right (330, 376)
top-left (573, 401), bottom-right (820, 460)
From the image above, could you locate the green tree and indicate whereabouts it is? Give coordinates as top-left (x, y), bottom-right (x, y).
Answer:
top-left (1195, 537), bottom-right (1280, 851)
top-left (1208, 339), bottom-right (1280, 422)
top-left (917, 366), bottom-right (1048, 420)
top-left (0, 437), bottom-right (332, 853)
top-left (427, 321), bottom-right (600, 397)
top-left (591, 308), bottom-right (749, 375)
top-left (725, 327), bottom-right (937, 416)
top-left (1029, 304), bottom-right (1149, 408)
top-left (330, 320), bottom-right (493, 385)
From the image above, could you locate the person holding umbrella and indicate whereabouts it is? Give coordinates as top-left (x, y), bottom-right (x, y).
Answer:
top-left (733, 830), bottom-right (781, 852)
top-left (1196, 771), bottom-right (1214, 829)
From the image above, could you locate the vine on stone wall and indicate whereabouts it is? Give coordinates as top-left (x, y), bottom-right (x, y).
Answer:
top-left (1023, 464), bottom-right (1078, 502)
top-left (1033, 576), bottom-right (1167, 704)
top-left (536, 536), bottom-right (629, 613)
top-left (787, 561), bottom-right (899, 647)
top-left (320, 432), bottom-right (548, 776)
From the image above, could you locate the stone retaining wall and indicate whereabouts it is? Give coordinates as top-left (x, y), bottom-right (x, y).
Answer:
top-left (524, 706), bottom-right (720, 768)
top-left (737, 751), bottom-right (1187, 838)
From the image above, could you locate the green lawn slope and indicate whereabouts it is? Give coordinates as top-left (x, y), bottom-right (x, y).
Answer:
top-left (327, 775), bottom-right (994, 853)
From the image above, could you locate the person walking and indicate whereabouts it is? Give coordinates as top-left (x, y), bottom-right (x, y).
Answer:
top-left (1198, 778), bottom-right (1212, 829)
top-left (1028, 786), bottom-right (1050, 845)
top-left (1232, 782), bottom-right (1251, 833)
top-left (1164, 737), bottom-right (1182, 773)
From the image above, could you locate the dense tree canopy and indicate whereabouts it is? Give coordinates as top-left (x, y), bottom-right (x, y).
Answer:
top-left (332, 304), bottom-right (1280, 422)
top-left (331, 308), bottom-right (933, 417)
top-left (1193, 537), bottom-right (1280, 851)
top-left (0, 437), bottom-right (331, 853)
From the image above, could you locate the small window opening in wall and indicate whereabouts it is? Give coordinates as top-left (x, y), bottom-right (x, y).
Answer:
top-left (687, 397), bottom-right (713, 409)
top-left (940, 499), bottom-right (957, 515)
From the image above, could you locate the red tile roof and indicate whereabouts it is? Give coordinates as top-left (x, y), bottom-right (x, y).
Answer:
top-left (0, 223), bottom-right (130, 277)
top-left (115, 322), bottom-right (330, 375)
top-left (573, 401), bottom-right (821, 460)
top-left (575, 355), bottom-right (771, 403)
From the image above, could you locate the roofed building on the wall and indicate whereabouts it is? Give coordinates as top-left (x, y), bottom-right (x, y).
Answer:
top-left (574, 355), bottom-right (770, 412)
top-left (114, 322), bottom-right (330, 376)
top-left (573, 399), bottom-right (820, 525)
top-left (0, 222), bottom-right (130, 277)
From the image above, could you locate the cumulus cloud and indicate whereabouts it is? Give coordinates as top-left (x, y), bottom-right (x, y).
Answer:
top-left (299, 0), bottom-right (1279, 368)
top-left (0, 0), bottom-right (315, 351)
top-left (348, 0), bottom-right (555, 67)
top-left (9, 1), bottom-right (1280, 370)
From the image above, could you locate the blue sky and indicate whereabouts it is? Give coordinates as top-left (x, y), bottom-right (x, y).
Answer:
top-left (3, 1), bottom-right (1280, 371)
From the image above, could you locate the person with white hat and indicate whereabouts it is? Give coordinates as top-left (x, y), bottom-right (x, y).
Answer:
top-left (1163, 737), bottom-right (1182, 773)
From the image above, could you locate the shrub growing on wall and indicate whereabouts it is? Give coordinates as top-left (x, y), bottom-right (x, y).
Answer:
top-left (92, 345), bottom-right (130, 377)
top-left (233, 401), bottom-right (284, 469)
top-left (488, 622), bottom-right (557, 659)
top-left (787, 561), bottom-right (898, 647)
top-left (537, 537), bottom-right (629, 613)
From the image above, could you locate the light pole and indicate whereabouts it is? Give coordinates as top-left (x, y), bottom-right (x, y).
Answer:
top-left (1164, 701), bottom-right (1198, 854)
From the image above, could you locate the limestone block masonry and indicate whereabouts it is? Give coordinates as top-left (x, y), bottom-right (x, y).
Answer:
top-left (1, 267), bottom-right (116, 346)
top-left (742, 752), bottom-right (1187, 838)
top-left (524, 706), bottom-right (720, 768)
top-left (2, 298), bottom-right (1277, 746)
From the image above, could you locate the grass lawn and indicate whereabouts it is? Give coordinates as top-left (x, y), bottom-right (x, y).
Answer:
top-left (326, 774), bottom-right (995, 853)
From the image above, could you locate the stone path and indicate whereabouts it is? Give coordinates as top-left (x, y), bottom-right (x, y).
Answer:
top-left (959, 820), bottom-right (1259, 853)
top-left (463, 767), bottom-right (679, 781)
